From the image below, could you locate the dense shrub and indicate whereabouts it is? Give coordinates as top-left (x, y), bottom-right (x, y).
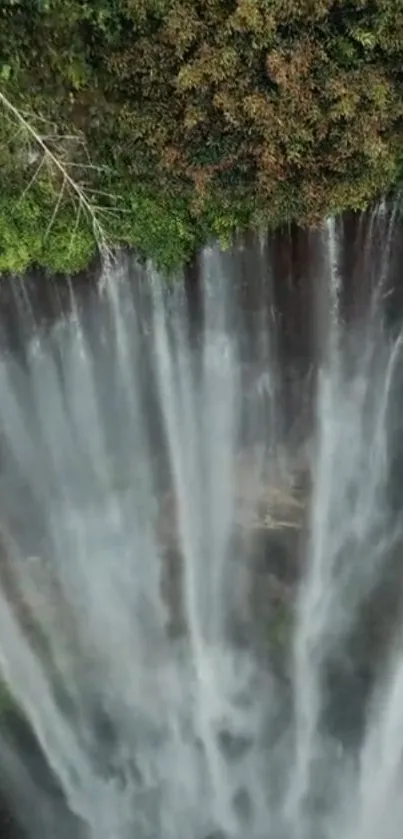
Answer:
top-left (1, 0), bottom-right (403, 273)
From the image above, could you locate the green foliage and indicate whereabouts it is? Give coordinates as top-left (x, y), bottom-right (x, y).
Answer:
top-left (0, 677), bottom-right (17, 717)
top-left (264, 597), bottom-right (294, 675)
top-left (0, 185), bottom-right (96, 274)
top-left (1, 0), bottom-right (403, 274)
top-left (104, 184), bottom-right (198, 271)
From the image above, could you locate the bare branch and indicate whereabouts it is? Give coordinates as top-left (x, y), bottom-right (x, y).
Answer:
top-left (0, 91), bottom-right (115, 259)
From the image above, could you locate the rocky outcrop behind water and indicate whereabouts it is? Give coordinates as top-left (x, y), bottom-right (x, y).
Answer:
top-left (158, 446), bottom-right (309, 667)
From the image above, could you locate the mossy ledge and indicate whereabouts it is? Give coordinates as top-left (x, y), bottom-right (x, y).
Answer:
top-left (1, 0), bottom-right (403, 275)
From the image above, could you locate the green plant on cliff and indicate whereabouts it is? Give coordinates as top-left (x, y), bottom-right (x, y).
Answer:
top-left (0, 676), bottom-right (17, 717)
top-left (1, 0), bottom-right (403, 273)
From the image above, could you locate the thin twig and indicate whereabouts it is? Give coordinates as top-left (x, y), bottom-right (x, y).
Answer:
top-left (40, 134), bottom-right (84, 142)
top-left (44, 175), bottom-right (66, 240)
top-left (68, 200), bottom-right (83, 259)
top-left (17, 154), bottom-right (47, 204)
top-left (68, 162), bottom-right (105, 172)
top-left (81, 188), bottom-right (118, 200)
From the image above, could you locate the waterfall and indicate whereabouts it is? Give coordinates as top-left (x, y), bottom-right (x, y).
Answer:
top-left (0, 217), bottom-right (402, 839)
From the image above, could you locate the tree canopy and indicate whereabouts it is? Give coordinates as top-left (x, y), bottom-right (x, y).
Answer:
top-left (1, 0), bottom-right (403, 273)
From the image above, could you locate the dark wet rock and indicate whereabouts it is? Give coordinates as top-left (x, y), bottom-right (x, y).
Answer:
top-left (232, 787), bottom-right (253, 822)
top-left (253, 527), bottom-right (300, 585)
top-left (204, 829), bottom-right (228, 839)
top-left (0, 794), bottom-right (25, 839)
top-left (0, 706), bottom-right (87, 839)
top-left (216, 729), bottom-right (253, 761)
top-left (321, 540), bottom-right (403, 747)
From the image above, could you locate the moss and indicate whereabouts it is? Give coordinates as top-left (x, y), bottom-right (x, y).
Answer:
top-left (0, 184), bottom-right (96, 275)
top-left (0, 679), bottom-right (17, 718)
top-left (105, 185), bottom-right (198, 272)
top-left (266, 599), bottom-right (293, 656)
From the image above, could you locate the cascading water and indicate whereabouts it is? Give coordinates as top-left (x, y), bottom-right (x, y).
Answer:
top-left (0, 212), bottom-right (402, 839)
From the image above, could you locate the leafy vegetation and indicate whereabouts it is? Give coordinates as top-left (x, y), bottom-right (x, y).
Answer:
top-left (1, 0), bottom-right (403, 273)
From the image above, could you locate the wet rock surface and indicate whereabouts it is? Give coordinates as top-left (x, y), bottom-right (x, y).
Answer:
top-left (158, 454), bottom-right (309, 694)
top-left (0, 708), bottom-right (87, 839)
